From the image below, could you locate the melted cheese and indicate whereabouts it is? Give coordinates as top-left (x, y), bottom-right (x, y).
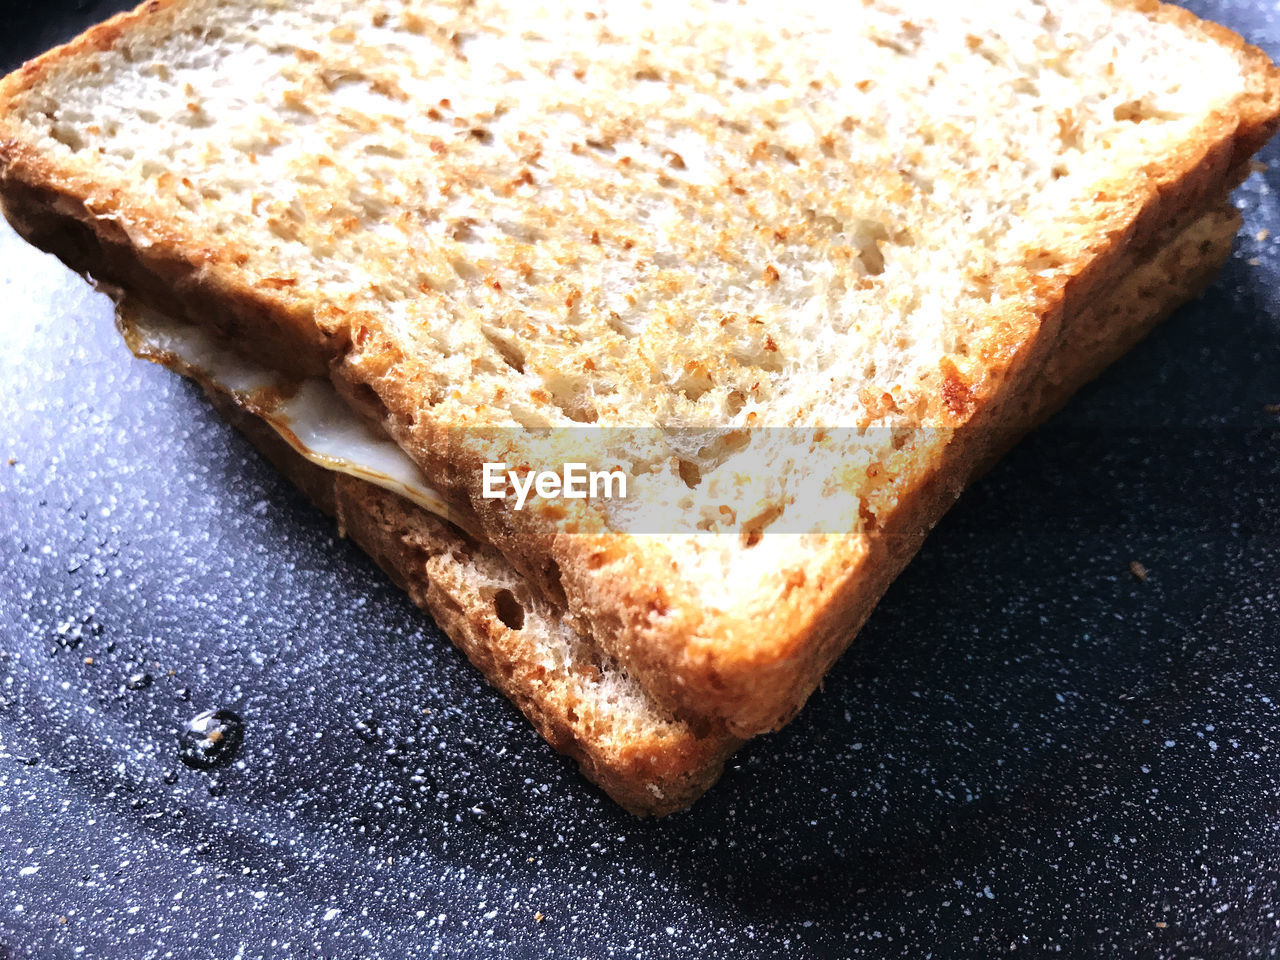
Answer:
top-left (115, 300), bottom-right (467, 528)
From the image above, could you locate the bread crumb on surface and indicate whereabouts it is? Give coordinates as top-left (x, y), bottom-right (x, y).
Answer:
top-left (1263, 402), bottom-right (1280, 415)
top-left (1129, 560), bottom-right (1149, 582)
top-left (1257, 228), bottom-right (1270, 242)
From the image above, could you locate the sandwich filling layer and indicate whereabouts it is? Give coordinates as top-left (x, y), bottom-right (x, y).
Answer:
top-left (116, 298), bottom-right (482, 537)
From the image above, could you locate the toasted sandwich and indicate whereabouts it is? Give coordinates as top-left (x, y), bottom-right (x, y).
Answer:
top-left (2, 0), bottom-right (1277, 810)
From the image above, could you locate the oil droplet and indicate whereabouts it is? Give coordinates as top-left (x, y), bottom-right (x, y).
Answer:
top-left (178, 709), bottom-right (244, 770)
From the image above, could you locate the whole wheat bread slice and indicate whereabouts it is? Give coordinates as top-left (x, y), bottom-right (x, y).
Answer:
top-left (2, 0), bottom-right (1278, 736)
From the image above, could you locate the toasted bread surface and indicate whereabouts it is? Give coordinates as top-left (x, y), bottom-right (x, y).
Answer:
top-left (1, 0), bottom-right (1277, 733)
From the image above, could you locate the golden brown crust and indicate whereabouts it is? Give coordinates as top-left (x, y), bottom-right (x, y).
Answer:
top-left (2, 0), bottom-right (1277, 738)
top-left (0, 1), bottom-right (177, 103)
top-left (1140, 1), bottom-right (1280, 162)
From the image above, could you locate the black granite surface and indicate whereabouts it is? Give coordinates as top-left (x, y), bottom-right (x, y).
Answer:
top-left (1, 1), bottom-right (1279, 957)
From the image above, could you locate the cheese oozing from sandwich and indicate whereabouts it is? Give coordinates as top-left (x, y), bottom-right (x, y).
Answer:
top-left (115, 299), bottom-right (474, 533)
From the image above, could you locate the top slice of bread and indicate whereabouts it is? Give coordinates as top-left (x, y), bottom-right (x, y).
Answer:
top-left (1, 0), bottom-right (1278, 735)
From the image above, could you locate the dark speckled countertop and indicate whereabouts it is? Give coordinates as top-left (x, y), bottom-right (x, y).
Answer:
top-left (2, 1), bottom-right (1279, 957)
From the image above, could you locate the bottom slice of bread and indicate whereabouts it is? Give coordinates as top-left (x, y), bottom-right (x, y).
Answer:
top-left (132, 199), bottom-right (1238, 815)
top-left (208, 393), bottom-right (742, 816)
